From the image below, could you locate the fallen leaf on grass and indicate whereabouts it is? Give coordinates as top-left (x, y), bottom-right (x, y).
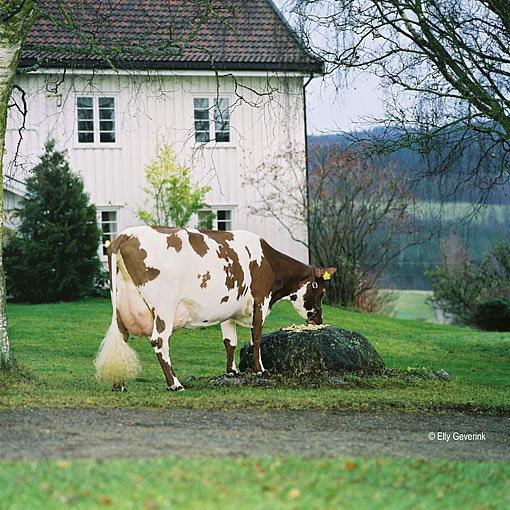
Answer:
top-left (254, 463), bottom-right (265, 477)
top-left (289, 488), bottom-right (301, 499)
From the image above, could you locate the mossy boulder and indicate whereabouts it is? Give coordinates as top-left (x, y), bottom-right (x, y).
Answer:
top-left (239, 327), bottom-right (384, 375)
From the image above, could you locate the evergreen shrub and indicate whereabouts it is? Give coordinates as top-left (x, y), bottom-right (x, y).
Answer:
top-left (4, 140), bottom-right (100, 303)
top-left (472, 297), bottom-right (510, 331)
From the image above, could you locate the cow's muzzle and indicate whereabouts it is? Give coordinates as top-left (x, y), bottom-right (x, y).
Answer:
top-left (306, 306), bottom-right (323, 325)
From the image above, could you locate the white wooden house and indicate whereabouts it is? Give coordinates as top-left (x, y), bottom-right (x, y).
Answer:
top-left (6, 0), bottom-right (322, 262)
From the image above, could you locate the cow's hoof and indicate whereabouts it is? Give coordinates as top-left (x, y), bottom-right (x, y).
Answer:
top-left (112, 383), bottom-right (127, 392)
top-left (168, 385), bottom-right (185, 392)
top-left (256, 371), bottom-right (265, 376)
top-left (226, 371), bottom-right (239, 377)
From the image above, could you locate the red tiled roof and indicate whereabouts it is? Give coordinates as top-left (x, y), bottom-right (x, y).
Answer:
top-left (21, 0), bottom-right (323, 73)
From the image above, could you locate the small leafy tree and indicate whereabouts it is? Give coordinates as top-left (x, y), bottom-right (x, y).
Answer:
top-left (136, 143), bottom-right (213, 228)
top-left (247, 143), bottom-right (421, 309)
top-left (4, 140), bottom-right (100, 303)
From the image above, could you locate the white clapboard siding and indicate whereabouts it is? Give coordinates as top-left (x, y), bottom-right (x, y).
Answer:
top-left (6, 70), bottom-right (309, 261)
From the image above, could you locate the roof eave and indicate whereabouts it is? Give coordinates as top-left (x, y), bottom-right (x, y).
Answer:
top-left (19, 57), bottom-right (324, 75)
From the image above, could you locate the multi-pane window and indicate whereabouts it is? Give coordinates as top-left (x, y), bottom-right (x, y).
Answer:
top-left (77, 97), bottom-right (94, 143)
top-left (194, 98), bottom-right (210, 143)
top-left (216, 209), bottom-right (232, 230)
top-left (197, 210), bottom-right (215, 229)
top-left (101, 210), bottom-right (118, 256)
top-left (98, 97), bottom-right (115, 142)
top-left (194, 97), bottom-right (230, 143)
top-left (77, 96), bottom-right (116, 144)
top-left (198, 209), bottom-right (233, 231)
top-left (214, 98), bottom-right (230, 142)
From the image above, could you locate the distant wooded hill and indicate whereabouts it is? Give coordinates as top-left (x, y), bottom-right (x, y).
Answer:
top-left (308, 134), bottom-right (510, 289)
top-left (309, 133), bottom-right (510, 204)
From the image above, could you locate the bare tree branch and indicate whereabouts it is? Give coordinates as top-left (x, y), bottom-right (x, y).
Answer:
top-left (246, 142), bottom-right (426, 306)
top-left (285, 0), bottom-right (510, 199)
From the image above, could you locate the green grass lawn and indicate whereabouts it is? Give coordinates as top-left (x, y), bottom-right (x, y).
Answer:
top-left (2, 298), bottom-right (509, 509)
top-left (1, 298), bottom-right (509, 414)
top-left (1, 455), bottom-right (508, 510)
top-left (392, 290), bottom-right (436, 323)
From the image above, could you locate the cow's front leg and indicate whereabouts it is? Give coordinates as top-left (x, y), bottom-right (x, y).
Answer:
top-left (251, 303), bottom-right (265, 375)
top-left (221, 320), bottom-right (239, 376)
top-left (151, 314), bottom-right (183, 391)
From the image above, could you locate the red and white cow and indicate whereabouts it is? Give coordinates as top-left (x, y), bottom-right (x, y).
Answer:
top-left (95, 226), bottom-right (336, 391)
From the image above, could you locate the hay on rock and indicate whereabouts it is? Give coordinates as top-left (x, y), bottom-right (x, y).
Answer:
top-left (239, 326), bottom-right (384, 375)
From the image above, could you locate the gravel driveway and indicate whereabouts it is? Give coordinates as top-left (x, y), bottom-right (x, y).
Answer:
top-left (1, 408), bottom-right (509, 462)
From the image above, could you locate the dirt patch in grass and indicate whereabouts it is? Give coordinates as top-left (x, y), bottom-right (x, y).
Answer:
top-left (1, 408), bottom-right (508, 462)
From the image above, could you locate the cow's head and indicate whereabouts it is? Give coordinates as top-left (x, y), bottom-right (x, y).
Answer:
top-left (289, 266), bottom-right (337, 325)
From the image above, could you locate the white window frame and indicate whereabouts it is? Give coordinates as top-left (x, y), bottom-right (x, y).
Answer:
top-left (98, 208), bottom-right (119, 260)
top-left (193, 96), bottom-right (232, 146)
top-left (198, 207), bottom-right (234, 231)
top-left (75, 95), bottom-right (120, 148)
top-left (216, 209), bottom-right (233, 231)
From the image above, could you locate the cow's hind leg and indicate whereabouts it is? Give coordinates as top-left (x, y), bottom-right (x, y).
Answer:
top-left (251, 302), bottom-right (265, 375)
top-left (221, 320), bottom-right (239, 376)
top-left (150, 313), bottom-right (184, 391)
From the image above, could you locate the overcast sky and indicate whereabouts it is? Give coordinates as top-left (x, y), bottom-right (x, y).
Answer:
top-left (305, 72), bottom-right (384, 135)
top-left (272, 1), bottom-right (384, 135)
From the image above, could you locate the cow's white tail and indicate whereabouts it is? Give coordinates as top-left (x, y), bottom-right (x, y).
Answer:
top-left (95, 251), bottom-right (141, 385)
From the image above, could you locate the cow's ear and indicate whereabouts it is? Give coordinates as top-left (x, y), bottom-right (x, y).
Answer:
top-left (314, 267), bottom-right (337, 280)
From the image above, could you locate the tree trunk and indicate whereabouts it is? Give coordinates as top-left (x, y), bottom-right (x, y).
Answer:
top-left (0, 0), bottom-right (38, 364)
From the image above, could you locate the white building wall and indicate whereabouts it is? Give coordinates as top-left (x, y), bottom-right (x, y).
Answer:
top-left (6, 70), bottom-right (309, 262)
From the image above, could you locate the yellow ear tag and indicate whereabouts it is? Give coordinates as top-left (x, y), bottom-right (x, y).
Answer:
top-left (323, 271), bottom-right (331, 280)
